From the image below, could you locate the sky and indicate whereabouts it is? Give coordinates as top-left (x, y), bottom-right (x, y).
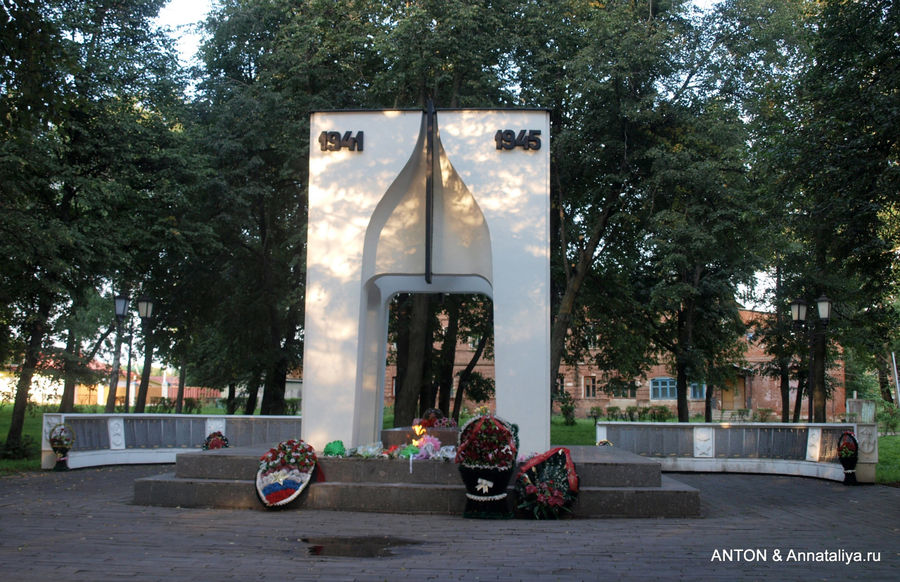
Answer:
top-left (154, 0), bottom-right (213, 66)
top-left (156, 0), bottom-right (720, 66)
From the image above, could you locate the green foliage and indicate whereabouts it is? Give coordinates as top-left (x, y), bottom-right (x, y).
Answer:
top-left (0, 435), bottom-right (37, 460)
top-left (182, 398), bottom-right (202, 414)
top-left (588, 406), bottom-right (603, 423)
top-left (877, 402), bottom-right (899, 435)
top-left (753, 408), bottom-right (775, 423)
top-left (605, 406), bottom-right (621, 421)
top-left (552, 389), bottom-right (576, 426)
top-left (283, 398), bottom-right (301, 416)
top-left (148, 397), bottom-right (175, 413)
top-left (648, 405), bottom-right (673, 423)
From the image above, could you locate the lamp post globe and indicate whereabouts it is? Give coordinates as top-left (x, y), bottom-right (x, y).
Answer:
top-left (790, 298), bottom-right (807, 328)
top-left (114, 294), bottom-right (129, 322)
top-left (816, 295), bottom-right (832, 325)
top-left (137, 295), bottom-right (154, 321)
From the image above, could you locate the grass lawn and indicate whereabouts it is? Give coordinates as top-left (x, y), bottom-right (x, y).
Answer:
top-left (550, 416), bottom-right (596, 446)
top-left (0, 405), bottom-right (45, 475)
top-left (876, 435), bottom-right (900, 486)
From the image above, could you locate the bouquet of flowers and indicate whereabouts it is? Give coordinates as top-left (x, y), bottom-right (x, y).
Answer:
top-left (256, 439), bottom-right (317, 507)
top-left (515, 447), bottom-right (579, 519)
top-left (838, 431), bottom-right (858, 458)
top-left (455, 415), bottom-right (518, 518)
top-left (201, 431), bottom-right (229, 450)
top-left (48, 424), bottom-right (76, 450)
top-left (455, 415), bottom-right (517, 469)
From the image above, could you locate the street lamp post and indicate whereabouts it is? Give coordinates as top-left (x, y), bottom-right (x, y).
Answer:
top-left (791, 295), bottom-right (832, 423)
top-left (105, 294), bottom-right (129, 412)
top-left (133, 296), bottom-right (155, 413)
top-left (123, 330), bottom-right (133, 413)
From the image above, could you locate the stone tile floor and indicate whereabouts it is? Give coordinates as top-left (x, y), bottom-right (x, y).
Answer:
top-left (0, 465), bottom-right (897, 581)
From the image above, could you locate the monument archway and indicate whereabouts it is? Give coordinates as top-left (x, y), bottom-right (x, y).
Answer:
top-left (302, 107), bottom-right (550, 454)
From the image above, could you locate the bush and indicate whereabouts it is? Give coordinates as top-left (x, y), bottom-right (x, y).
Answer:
top-left (878, 402), bottom-right (899, 435)
top-left (588, 406), bottom-right (603, 423)
top-left (735, 408), bottom-right (750, 422)
top-left (284, 398), bottom-right (301, 415)
top-left (553, 389), bottom-right (576, 426)
top-left (606, 406), bottom-right (621, 421)
top-left (1, 436), bottom-right (37, 460)
top-left (148, 397), bottom-right (174, 413)
top-left (625, 406), bottom-right (640, 421)
top-left (753, 408), bottom-right (774, 422)
top-left (183, 398), bottom-right (201, 414)
top-left (648, 405), bottom-right (672, 422)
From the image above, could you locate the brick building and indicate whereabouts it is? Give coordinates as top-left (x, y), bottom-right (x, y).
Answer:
top-left (384, 309), bottom-right (847, 421)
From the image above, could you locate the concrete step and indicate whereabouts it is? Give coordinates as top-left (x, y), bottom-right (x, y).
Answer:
top-left (134, 445), bottom-right (699, 518)
top-left (573, 476), bottom-right (700, 518)
top-left (133, 473), bottom-right (699, 517)
top-left (173, 445), bottom-right (662, 488)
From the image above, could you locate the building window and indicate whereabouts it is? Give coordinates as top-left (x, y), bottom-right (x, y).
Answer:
top-left (555, 374), bottom-right (565, 394)
top-left (583, 376), bottom-right (597, 398)
top-left (609, 383), bottom-right (637, 398)
top-left (651, 377), bottom-right (677, 400)
top-left (690, 382), bottom-right (706, 400)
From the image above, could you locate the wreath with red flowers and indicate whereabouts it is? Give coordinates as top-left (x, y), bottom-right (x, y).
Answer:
top-left (256, 439), bottom-right (318, 507)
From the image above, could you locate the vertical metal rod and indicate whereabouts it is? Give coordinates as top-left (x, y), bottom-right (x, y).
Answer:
top-left (425, 100), bottom-right (435, 284)
top-left (892, 351), bottom-right (900, 405)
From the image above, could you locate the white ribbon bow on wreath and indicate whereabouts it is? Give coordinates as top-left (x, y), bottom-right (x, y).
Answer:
top-left (476, 478), bottom-right (494, 494)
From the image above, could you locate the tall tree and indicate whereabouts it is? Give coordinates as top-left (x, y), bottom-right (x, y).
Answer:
top-left (1, 0), bottom-right (185, 453)
top-left (194, 0), bottom-right (384, 413)
top-left (786, 0), bottom-right (900, 421)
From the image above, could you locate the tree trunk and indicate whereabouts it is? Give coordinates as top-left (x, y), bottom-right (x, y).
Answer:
top-left (175, 365), bottom-right (186, 413)
top-left (675, 359), bottom-right (690, 422)
top-left (704, 381), bottom-right (713, 422)
top-left (452, 334), bottom-right (488, 422)
top-left (793, 370), bottom-right (805, 423)
top-left (779, 362), bottom-right (791, 423)
top-left (244, 370), bottom-right (263, 415)
top-left (395, 294), bottom-right (431, 427)
top-left (549, 202), bottom-right (613, 391)
top-left (226, 382), bottom-right (238, 414)
top-left (418, 296), bottom-right (438, 417)
top-left (876, 353), bottom-right (894, 404)
top-left (675, 305), bottom-right (695, 422)
top-left (5, 297), bottom-right (51, 453)
top-left (59, 327), bottom-right (78, 413)
top-left (260, 358), bottom-right (288, 415)
top-left (133, 340), bottom-right (153, 413)
top-left (105, 323), bottom-right (123, 412)
top-left (811, 325), bottom-right (827, 422)
top-left (437, 296), bottom-right (460, 415)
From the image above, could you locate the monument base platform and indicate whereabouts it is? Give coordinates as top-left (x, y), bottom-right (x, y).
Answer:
top-left (133, 445), bottom-right (700, 518)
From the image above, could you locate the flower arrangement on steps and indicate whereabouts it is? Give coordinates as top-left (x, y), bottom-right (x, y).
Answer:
top-left (837, 430), bottom-right (858, 486)
top-left (455, 414), bottom-right (518, 519)
top-left (48, 423), bottom-right (76, 472)
top-left (515, 447), bottom-right (579, 519)
top-left (201, 431), bottom-right (229, 450)
top-left (256, 439), bottom-right (317, 507)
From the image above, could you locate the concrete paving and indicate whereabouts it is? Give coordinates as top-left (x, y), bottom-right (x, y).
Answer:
top-left (0, 464), bottom-right (897, 581)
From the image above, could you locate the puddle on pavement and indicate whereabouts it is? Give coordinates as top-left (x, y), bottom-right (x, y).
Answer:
top-left (296, 535), bottom-right (421, 558)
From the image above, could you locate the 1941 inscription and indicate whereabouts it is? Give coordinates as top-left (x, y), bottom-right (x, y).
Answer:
top-left (318, 130), bottom-right (364, 152)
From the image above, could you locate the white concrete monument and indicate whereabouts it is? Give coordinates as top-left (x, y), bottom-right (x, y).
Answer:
top-left (301, 107), bottom-right (550, 455)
